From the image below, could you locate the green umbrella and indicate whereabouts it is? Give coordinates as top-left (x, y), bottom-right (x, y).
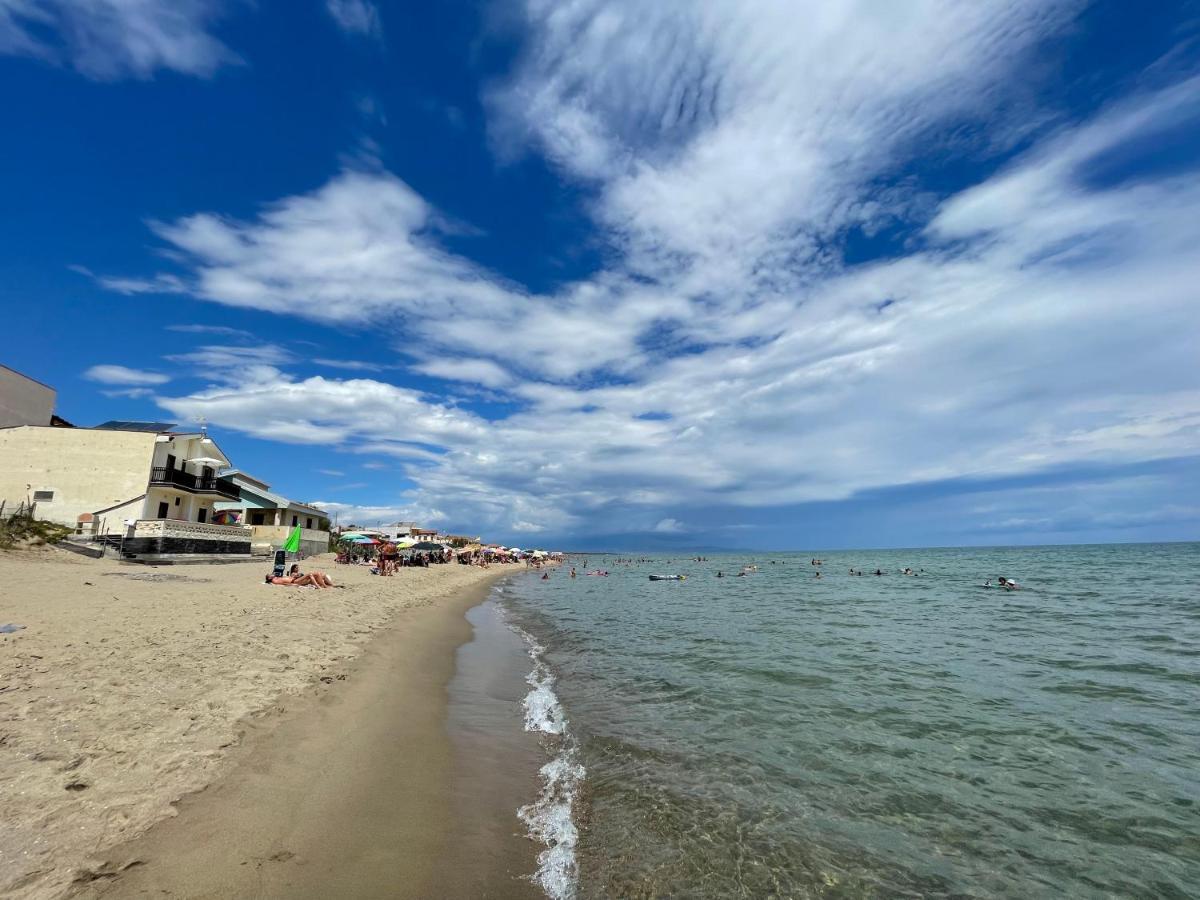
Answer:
top-left (282, 526), bottom-right (302, 553)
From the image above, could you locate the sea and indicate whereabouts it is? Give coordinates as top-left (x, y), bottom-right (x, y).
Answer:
top-left (486, 543), bottom-right (1200, 899)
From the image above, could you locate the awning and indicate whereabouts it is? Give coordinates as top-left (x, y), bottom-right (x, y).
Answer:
top-left (186, 456), bottom-right (226, 467)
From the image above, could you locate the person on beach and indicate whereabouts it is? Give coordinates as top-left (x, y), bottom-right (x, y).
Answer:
top-left (570, 567), bottom-right (576, 578)
top-left (287, 564), bottom-right (334, 588)
top-left (265, 570), bottom-right (333, 588)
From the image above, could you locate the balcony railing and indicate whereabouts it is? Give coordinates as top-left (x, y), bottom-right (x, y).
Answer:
top-left (150, 467), bottom-right (240, 500)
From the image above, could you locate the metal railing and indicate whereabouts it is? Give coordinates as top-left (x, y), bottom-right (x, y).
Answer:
top-left (149, 468), bottom-right (239, 499)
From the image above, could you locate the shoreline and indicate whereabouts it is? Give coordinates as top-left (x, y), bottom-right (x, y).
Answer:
top-left (0, 548), bottom-right (532, 899)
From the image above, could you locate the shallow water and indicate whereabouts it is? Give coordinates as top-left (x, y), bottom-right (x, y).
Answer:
top-left (500, 544), bottom-right (1200, 899)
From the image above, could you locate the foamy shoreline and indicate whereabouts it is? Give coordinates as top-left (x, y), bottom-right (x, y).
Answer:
top-left (0, 547), bottom-right (519, 899)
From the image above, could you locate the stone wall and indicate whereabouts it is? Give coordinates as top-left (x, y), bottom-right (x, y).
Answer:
top-left (122, 519), bottom-right (253, 562)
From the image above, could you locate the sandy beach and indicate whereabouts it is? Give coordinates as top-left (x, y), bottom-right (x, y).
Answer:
top-left (0, 547), bottom-right (535, 899)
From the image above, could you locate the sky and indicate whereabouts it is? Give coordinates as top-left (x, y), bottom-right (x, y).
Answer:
top-left (1, 0), bottom-right (1198, 550)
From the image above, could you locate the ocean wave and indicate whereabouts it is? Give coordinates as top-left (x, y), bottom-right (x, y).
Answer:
top-left (508, 616), bottom-right (585, 900)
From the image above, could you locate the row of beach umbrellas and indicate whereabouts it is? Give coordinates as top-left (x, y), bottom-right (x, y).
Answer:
top-left (336, 534), bottom-right (557, 558)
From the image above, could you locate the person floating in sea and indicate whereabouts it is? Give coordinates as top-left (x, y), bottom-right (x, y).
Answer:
top-left (541, 572), bottom-right (549, 580)
top-left (814, 571), bottom-right (822, 578)
top-left (874, 569), bottom-right (883, 576)
top-left (716, 571), bottom-right (724, 578)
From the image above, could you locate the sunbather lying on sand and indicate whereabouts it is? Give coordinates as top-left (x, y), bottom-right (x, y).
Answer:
top-left (264, 565), bottom-right (335, 588)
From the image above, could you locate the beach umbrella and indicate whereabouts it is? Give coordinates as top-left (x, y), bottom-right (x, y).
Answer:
top-left (409, 541), bottom-right (444, 551)
top-left (339, 531), bottom-right (369, 540)
top-left (282, 526), bottom-right (302, 553)
top-left (508, 547), bottom-right (522, 553)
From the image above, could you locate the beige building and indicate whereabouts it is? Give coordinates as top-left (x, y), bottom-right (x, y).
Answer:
top-left (214, 470), bottom-right (331, 557)
top-left (0, 421), bottom-right (251, 560)
top-left (0, 364), bottom-right (57, 428)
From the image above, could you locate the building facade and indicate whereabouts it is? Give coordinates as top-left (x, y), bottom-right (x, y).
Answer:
top-left (0, 422), bottom-right (251, 561)
top-left (213, 470), bottom-right (330, 557)
top-left (0, 364), bottom-right (56, 428)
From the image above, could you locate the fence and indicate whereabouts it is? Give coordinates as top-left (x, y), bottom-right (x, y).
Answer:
top-left (0, 499), bottom-right (37, 521)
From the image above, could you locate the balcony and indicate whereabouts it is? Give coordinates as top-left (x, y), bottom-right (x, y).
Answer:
top-left (149, 467), bottom-right (240, 500)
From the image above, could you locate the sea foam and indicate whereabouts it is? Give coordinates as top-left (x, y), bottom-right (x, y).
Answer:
top-left (508, 619), bottom-right (585, 900)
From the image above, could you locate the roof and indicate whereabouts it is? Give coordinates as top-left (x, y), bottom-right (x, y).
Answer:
top-left (217, 474), bottom-right (328, 517)
top-left (93, 420), bottom-right (178, 433)
top-left (218, 468), bottom-right (271, 490)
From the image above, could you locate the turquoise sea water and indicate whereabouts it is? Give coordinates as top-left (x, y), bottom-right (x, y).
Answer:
top-left (499, 544), bottom-right (1200, 899)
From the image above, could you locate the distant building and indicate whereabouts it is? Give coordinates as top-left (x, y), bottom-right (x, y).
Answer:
top-left (214, 470), bottom-right (330, 556)
top-left (379, 521), bottom-right (418, 540)
top-left (0, 364), bottom-right (57, 428)
top-left (0, 421), bottom-right (251, 562)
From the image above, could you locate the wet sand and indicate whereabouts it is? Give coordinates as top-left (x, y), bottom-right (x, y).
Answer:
top-left (73, 575), bottom-right (542, 900)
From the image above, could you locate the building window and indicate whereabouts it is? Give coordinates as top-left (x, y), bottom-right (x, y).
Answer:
top-left (251, 511), bottom-right (265, 526)
top-left (198, 508), bottom-right (208, 523)
top-left (32, 490), bottom-right (54, 501)
top-left (306, 517), bottom-right (313, 529)
top-left (175, 497), bottom-right (181, 506)
top-left (292, 515), bottom-right (298, 527)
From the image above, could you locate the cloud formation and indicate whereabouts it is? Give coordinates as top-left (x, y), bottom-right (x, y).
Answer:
top-left (96, 2), bottom-right (1200, 539)
top-left (84, 364), bottom-right (170, 386)
top-left (325, 0), bottom-right (381, 39)
top-left (0, 0), bottom-right (237, 79)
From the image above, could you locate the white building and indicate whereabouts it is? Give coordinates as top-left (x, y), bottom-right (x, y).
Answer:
top-left (0, 421), bottom-right (251, 561)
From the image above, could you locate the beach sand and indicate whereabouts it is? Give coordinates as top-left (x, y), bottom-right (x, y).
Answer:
top-left (0, 548), bottom-right (538, 899)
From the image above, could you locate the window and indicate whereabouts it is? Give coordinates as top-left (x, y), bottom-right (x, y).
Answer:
top-left (306, 517), bottom-right (313, 529)
top-left (32, 490), bottom-right (54, 501)
top-left (174, 497), bottom-right (181, 506)
top-left (292, 515), bottom-right (298, 527)
top-left (251, 511), bottom-right (265, 526)
top-left (198, 508), bottom-right (208, 523)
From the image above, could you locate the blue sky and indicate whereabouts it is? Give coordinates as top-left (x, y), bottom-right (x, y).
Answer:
top-left (1, 0), bottom-right (1198, 550)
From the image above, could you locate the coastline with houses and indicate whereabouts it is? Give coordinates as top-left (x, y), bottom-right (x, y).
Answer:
top-left (0, 363), bottom-right (559, 899)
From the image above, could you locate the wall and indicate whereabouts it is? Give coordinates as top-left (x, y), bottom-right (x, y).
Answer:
top-left (0, 427), bottom-right (157, 526)
top-left (122, 519), bottom-right (253, 561)
top-left (0, 365), bottom-right (55, 427)
top-left (247, 524), bottom-right (330, 557)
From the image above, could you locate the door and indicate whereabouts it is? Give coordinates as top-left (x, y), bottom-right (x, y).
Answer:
top-left (157, 501), bottom-right (169, 518)
top-left (165, 454), bottom-right (176, 470)
top-left (198, 508), bottom-right (208, 523)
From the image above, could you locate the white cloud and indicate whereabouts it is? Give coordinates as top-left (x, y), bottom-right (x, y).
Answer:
top-left (84, 364), bottom-right (170, 385)
top-left (89, 3), bottom-right (1200, 539)
top-left (653, 518), bottom-right (685, 533)
top-left (313, 358), bottom-right (385, 372)
top-left (317, 468), bottom-right (345, 477)
top-left (164, 343), bottom-right (294, 371)
top-left (325, 0), bottom-right (381, 38)
top-left (166, 323), bottom-right (253, 338)
top-left (0, 0), bottom-right (238, 79)
top-left (96, 273), bottom-right (187, 295)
